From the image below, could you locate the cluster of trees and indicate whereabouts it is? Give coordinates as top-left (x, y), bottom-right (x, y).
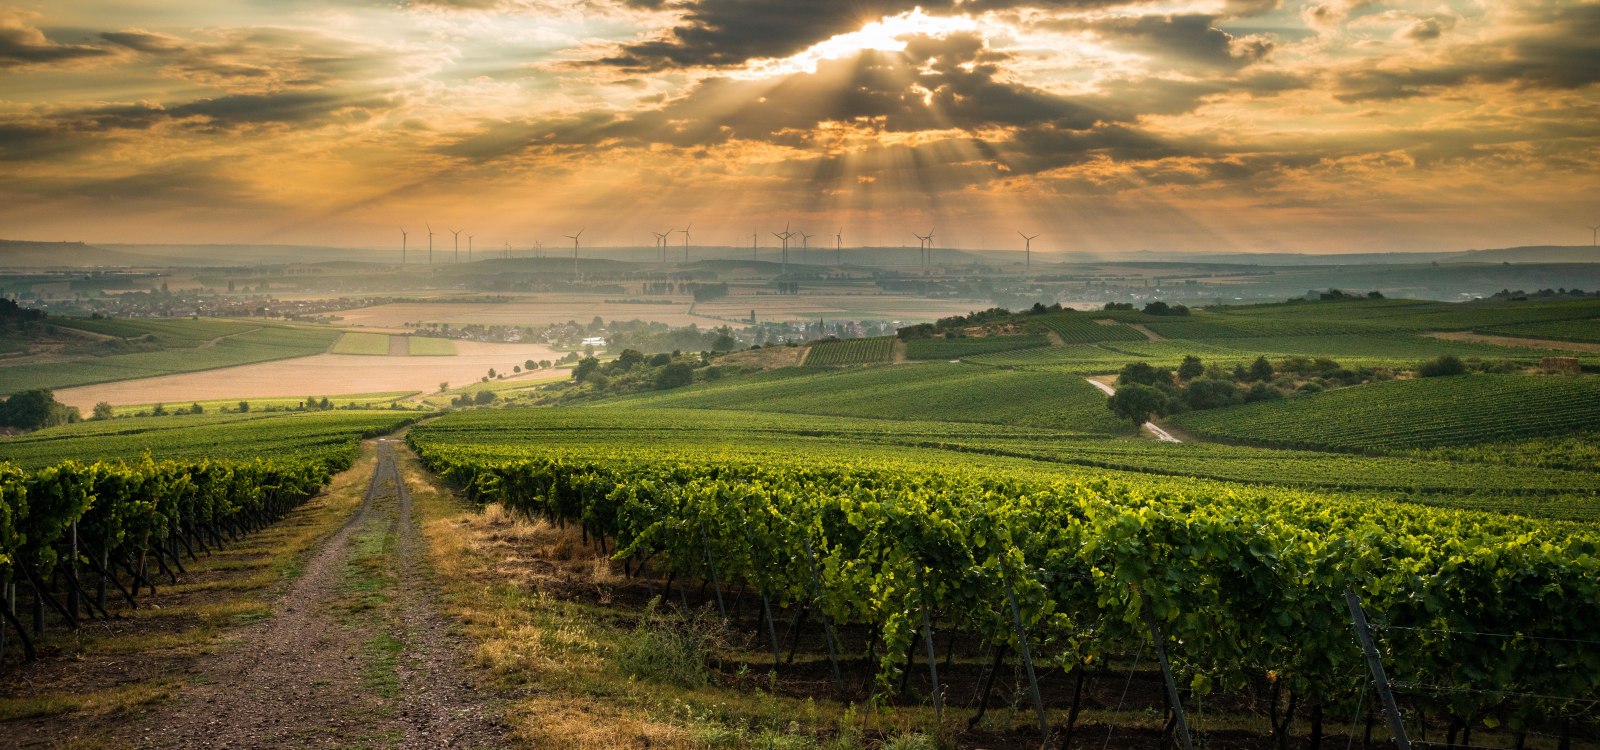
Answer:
top-left (0, 389), bottom-right (79, 430)
top-left (690, 283), bottom-right (729, 302)
top-left (1101, 301), bottom-right (1191, 315)
top-left (450, 391), bottom-right (497, 407)
top-left (772, 282), bottom-right (802, 295)
top-left (605, 323), bottom-right (739, 354)
top-left (1106, 355), bottom-right (1396, 427)
top-left (571, 349), bottom-right (700, 397)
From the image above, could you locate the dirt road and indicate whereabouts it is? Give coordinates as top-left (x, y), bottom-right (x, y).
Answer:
top-left (119, 439), bottom-right (507, 750)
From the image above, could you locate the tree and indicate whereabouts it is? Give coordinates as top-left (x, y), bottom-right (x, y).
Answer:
top-left (190, 402), bottom-right (204, 414)
top-left (1249, 356), bottom-right (1275, 382)
top-left (525, 359), bottom-right (536, 370)
top-left (655, 363), bottom-right (695, 389)
top-left (151, 403), bottom-right (168, 416)
top-left (513, 365), bottom-right (522, 373)
top-left (1117, 361), bottom-right (1171, 388)
top-left (91, 401), bottom-right (115, 420)
top-left (319, 397), bottom-right (331, 410)
top-left (1107, 383), bottom-right (1171, 428)
top-left (573, 356), bottom-right (601, 383)
top-left (711, 333), bottom-right (738, 351)
top-left (1418, 354), bottom-right (1466, 377)
top-left (439, 381), bottom-right (449, 393)
top-left (1177, 355), bottom-right (1205, 381)
top-left (1184, 378), bottom-right (1242, 410)
top-left (238, 401), bottom-right (250, 413)
top-left (613, 349), bottom-right (645, 372)
top-left (473, 390), bottom-right (495, 405)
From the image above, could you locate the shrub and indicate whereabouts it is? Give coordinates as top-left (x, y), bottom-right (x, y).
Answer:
top-left (1418, 354), bottom-right (1466, 377)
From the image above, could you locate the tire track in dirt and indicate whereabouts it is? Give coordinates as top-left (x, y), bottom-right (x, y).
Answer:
top-left (120, 440), bottom-right (506, 749)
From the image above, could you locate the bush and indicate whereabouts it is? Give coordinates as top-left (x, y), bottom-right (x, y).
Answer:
top-left (612, 601), bottom-right (726, 688)
top-left (655, 363), bottom-right (695, 389)
top-left (1418, 354), bottom-right (1466, 377)
top-left (473, 390), bottom-right (496, 405)
top-left (1245, 382), bottom-right (1283, 402)
top-left (1184, 378), bottom-right (1242, 410)
top-left (91, 401), bottom-right (114, 420)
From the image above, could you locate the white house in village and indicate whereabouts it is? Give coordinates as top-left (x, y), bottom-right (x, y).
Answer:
top-left (580, 337), bottom-right (607, 348)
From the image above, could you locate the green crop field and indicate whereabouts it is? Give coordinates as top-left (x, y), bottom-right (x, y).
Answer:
top-left (52, 317), bottom-right (253, 345)
top-left (903, 334), bottom-right (1050, 360)
top-left (1172, 374), bottom-right (1600, 452)
top-left (0, 322), bottom-right (339, 394)
top-left (804, 336), bottom-right (894, 365)
top-left (1476, 318), bottom-right (1600, 343)
top-left (1034, 313), bottom-right (1147, 343)
top-left (0, 410), bottom-right (421, 469)
top-left (612, 361), bottom-right (1130, 432)
top-left (330, 332), bottom-right (392, 355)
top-left (407, 405), bottom-right (1600, 741)
top-left (406, 336), bottom-right (457, 355)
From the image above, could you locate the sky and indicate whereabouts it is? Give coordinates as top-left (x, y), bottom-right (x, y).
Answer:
top-left (0, 0), bottom-right (1597, 255)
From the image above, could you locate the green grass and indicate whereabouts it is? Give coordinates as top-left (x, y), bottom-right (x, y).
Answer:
top-left (406, 336), bottom-right (456, 356)
top-left (51, 317), bottom-right (253, 345)
top-left (0, 322), bottom-right (340, 394)
top-left (1171, 374), bottom-right (1600, 452)
top-left (107, 391), bottom-right (420, 417)
top-left (331, 332), bottom-right (392, 355)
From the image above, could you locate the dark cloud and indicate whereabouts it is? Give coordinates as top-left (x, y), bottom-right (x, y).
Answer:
top-left (0, 13), bottom-right (115, 68)
top-left (593, 0), bottom-right (1133, 72)
top-left (1336, 4), bottom-right (1600, 101)
top-left (1046, 13), bottom-right (1275, 69)
top-left (448, 32), bottom-right (1129, 162)
top-left (98, 29), bottom-right (185, 53)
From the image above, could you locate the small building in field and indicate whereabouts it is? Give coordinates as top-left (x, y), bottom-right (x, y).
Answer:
top-left (581, 336), bottom-right (608, 348)
top-left (1540, 356), bottom-right (1580, 374)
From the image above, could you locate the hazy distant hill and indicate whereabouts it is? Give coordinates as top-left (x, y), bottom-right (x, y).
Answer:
top-left (1, 239), bottom-right (1594, 269)
top-left (0, 240), bottom-right (165, 267)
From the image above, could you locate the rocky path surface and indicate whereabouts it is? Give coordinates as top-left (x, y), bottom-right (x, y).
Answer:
top-left (120, 439), bottom-right (507, 750)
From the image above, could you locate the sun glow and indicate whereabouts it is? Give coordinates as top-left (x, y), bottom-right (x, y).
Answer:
top-left (737, 8), bottom-right (980, 78)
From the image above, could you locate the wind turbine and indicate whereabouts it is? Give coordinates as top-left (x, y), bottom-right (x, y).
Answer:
top-left (399, 228), bottom-right (408, 265)
top-left (504, 241), bottom-right (511, 259)
top-left (799, 230), bottom-right (812, 264)
top-left (679, 223), bottom-right (693, 262)
top-left (835, 229), bottom-right (843, 265)
top-left (913, 230), bottom-right (932, 274)
top-left (565, 229), bottom-right (584, 276)
top-left (652, 230), bottom-right (670, 264)
top-left (450, 228), bottom-right (462, 264)
top-left (426, 223), bottom-right (434, 264)
top-left (467, 234), bottom-right (474, 263)
top-left (772, 223), bottom-right (795, 274)
top-left (926, 229), bottom-right (936, 274)
top-left (751, 231), bottom-right (759, 261)
top-left (1589, 224), bottom-right (1600, 247)
top-left (1018, 231), bottom-right (1039, 270)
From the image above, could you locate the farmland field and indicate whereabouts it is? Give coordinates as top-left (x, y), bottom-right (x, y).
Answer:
top-left (406, 336), bottom-right (456, 355)
top-left (1171, 373), bottom-right (1600, 451)
top-left (804, 336), bottom-right (894, 365)
top-left (902, 334), bottom-right (1050, 360)
top-left (0, 323), bottom-right (339, 394)
top-left (329, 332), bottom-right (391, 355)
top-left (51, 339), bottom-right (563, 410)
top-left (615, 362), bottom-right (1139, 433)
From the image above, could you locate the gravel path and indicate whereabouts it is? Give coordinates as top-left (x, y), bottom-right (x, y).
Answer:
top-left (119, 439), bottom-right (507, 750)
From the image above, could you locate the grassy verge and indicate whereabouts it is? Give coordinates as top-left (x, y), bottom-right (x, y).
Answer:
top-left (398, 449), bottom-right (934, 750)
